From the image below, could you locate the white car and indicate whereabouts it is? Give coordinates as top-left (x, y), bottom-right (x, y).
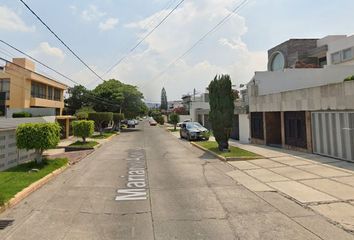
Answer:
top-left (127, 120), bottom-right (136, 128)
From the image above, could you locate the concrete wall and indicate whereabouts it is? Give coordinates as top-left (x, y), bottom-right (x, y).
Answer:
top-left (6, 108), bottom-right (56, 118)
top-left (0, 128), bottom-right (37, 171)
top-left (327, 35), bottom-right (354, 65)
top-left (239, 114), bottom-right (250, 143)
top-left (179, 115), bottom-right (192, 122)
top-left (249, 80), bottom-right (354, 112)
top-left (253, 65), bottom-right (354, 96)
top-left (0, 116), bottom-right (56, 129)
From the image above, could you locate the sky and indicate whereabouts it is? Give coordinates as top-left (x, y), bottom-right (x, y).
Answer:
top-left (1, 0), bottom-right (354, 102)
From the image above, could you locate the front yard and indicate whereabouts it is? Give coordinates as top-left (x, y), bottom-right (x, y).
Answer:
top-left (0, 158), bottom-right (68, 206)
top-left (69, 141), bottom-right (99, 149)
top-left (90, 132), bottom-right (117, 139)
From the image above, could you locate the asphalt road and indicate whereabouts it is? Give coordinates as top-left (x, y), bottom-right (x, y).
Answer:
top-left (0, 121), bottom-right (351, 240)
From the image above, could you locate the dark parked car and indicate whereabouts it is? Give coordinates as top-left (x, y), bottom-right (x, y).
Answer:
top-left (180, 122), bottom-right (210, 141)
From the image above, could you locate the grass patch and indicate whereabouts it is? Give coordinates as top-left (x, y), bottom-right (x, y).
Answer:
top-left (196, 141), bottom-right (259, 158)
top-left (90, 132), bottom-right (115, 139)
top-left (69, 141), bottom-right (98, 148)
top-left (0, 158), bottom-right (68, 205)
top-left (168, 128), bottom-right (179, 132)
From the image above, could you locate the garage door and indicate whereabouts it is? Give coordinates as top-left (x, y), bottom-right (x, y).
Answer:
top-left (312, 112), bottom-right (354, 162)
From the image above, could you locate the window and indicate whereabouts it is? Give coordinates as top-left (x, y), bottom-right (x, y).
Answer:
top-left (342, 48), bottom-right (353, 61)
top-left (54, 88), bottom-right (61, 101)
top-left (0, 79), bottom-right (10, 100)
top-left (48, 86), bottom-right (53, 100)
top-left (270, 52), bottom-right (285, 71)
top-left (31, 82), bottom-right (47, 99)
top-left (331, 52), bottom-right (341, 64)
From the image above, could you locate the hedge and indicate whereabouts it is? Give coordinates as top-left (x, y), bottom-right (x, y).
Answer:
top-left (12, 112), bottom-right (32, 118)
top-left (88, 112), bottom-right (113, 134)
top-left (72, 120), bottom-right (94, 143)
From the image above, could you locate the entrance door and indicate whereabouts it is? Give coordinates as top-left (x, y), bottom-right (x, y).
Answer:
top-left (284, 111), bottom-right (307, 149)
top-left (230, 115), bottom-right (240, 140)
top-left (265, 112), bottom-right (282, 147)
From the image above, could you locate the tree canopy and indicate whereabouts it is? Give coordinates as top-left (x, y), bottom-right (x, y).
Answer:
top-left (65, 79), bottom-right (147, 119)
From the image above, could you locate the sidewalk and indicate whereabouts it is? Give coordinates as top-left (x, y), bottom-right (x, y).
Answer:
top-left (224, 139), bottom-right (354, 233)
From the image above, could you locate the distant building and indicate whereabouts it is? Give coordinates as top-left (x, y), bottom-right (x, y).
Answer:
top-left (0, 58), bottom-right (67, 116)
top-left (248, 34), bottom-right (354, 161)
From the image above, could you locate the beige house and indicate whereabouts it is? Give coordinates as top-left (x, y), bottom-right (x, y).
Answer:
top-left (0, 58), bottom-right (67, 115)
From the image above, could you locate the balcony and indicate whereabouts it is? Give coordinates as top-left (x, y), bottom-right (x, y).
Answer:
top-left (30, 97), bottom-right (64, 109)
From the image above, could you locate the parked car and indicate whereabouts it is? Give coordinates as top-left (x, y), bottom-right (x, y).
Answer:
top-left (180, 122), bottom-right (210, 141)
top-left (149, 119), bottom-right (157, 126)
top-left (177, 119), bottom-right (192, 127)
top-left (127, 120), bottom-right (136, 128)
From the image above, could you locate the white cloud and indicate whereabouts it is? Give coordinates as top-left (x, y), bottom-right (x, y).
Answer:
top-left (31, 42), bottom-right (65, 61)
top-left (99, 17), bottom-right (119, 31)
top-left (107, 0), bottom-right (267, 101)
top-left (0, 5), bottom-right (35, 32)
top-left (80, 4), bottom-right (106, 21)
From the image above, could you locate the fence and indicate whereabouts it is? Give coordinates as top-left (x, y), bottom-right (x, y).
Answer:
top-left (0, 128), bottom-right (37, 171)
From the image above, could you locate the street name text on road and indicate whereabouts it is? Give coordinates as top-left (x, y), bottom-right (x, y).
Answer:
top-left (116, 149), bottom-right (148, 201)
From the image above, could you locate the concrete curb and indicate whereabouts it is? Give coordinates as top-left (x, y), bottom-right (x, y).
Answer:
top-left (190, 142), bottom-right (262, 161)
top-left (0, 164), bottom-right (69, 214)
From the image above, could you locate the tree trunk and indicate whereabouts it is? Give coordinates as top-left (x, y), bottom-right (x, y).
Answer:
top-left (174, 124), bottom-right (177, 131)
top-left (83, 137), bottom-right (86, 143)
top-left (35, 149), bottom-right (43, 164)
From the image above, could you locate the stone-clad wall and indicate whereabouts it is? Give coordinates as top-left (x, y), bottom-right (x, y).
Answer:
top-left (0, 128), bottom-right (37, 171)
top-left (268, 39), bottom-right (318, 69)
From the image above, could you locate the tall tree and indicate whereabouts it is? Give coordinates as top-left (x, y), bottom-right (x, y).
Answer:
top-left (160, 87), bottom-right (168, 111)
top-left (64, 85), bottom-right (91, 115)
top-left (208, 75), bottom-right (235, 151)
top-left (92, 79), bottom-right (145, 118)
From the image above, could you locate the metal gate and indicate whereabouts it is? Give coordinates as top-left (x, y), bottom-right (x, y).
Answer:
top-left (312, 112), bottom-right (354, 162)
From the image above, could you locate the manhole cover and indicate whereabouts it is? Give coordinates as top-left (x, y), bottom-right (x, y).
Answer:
top-left (0, 220), bottom-right (14, 230)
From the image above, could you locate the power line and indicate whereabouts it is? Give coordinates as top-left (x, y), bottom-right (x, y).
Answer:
top-left (0, 40), bottom-right (120, 106)
top-left (142, 0), bottom-right (249, 90)
top-left (100, 0), bottom-right (185, 78)
top-left (0, 56), bottom-right (120, 108)
top-left (18, 0), bottom-right (105, 82)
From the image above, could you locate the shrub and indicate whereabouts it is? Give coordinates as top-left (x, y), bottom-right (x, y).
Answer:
top-left (344, 75), bottom-right (354, 81)
top-left (209, 75), bottom-right (234, 151)
top-left (169, 113), bottom-right (180, 130)
top-left (72, 120), bottom-right (94, 143)
top-left (113, 113), bottom-right (125, 131)
top-left (16, 122), bottom-right (61, 164)
top-left (75, 111), bottom-right (88, 120)
top-left (155, 115), bottom-right (165, 125)
top-left (88, 112), bottom-right (113, 134)
top-left (12, 112), bottom-right (32, 118)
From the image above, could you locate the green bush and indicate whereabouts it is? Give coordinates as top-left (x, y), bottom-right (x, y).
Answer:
top-left (72, 120), bottom-right (94, 143)
top-left (75, 111), bottom-right (88, 120)
top-left (209, 74), bottom-right (235, 151)
top-left (88, 112), bottom-right (113, 134)
top-left (155, 115), bottom-right (165, 125)
top-left (0, 192), bottom-right (5, 206)
top-left (12, 112), bottom-right (32, 118)
top-left (16, 123), bottom-right (61, 164)
top-left (113, 113), bottom-right (125, 131)
top-left (169, 113), bottom-right (180, 130)
top-left (344, 75), bottom-right (354, 81)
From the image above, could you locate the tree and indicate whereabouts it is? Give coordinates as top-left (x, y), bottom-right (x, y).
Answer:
top-left (170, 113), bottom-right (180, 130)
top-left (16, 123), bottom-right (61, 164)
top-left (208, 75), bottom-right (235, 151)
top-left (72, 120), bottom-right (94, 143)
top-left (160, 87), bottom-right (168, 111)
top-left (113, 113), bottom-right (125, 131)
top-left (75, 106), bottom-right (95, 120)
top-left (65, 85), bottom-right (92, 115)
top-left (155, 115), bottom-right (165, 125)
top-left (92, 79), bottom-right (146, 119)
top-left (88, 112), bottom-right (113, 135)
